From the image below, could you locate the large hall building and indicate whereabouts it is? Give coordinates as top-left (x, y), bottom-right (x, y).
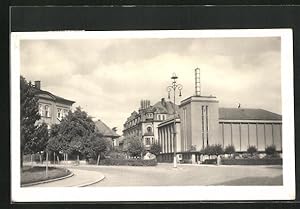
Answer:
top-left (122, 69), bottom-right (282, 163)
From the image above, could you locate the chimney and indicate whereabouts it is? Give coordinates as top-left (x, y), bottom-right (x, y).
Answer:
top-left (34, 81), bottom-right (41, 89)
top-left (195, 68), bottom-right (201, 96)
top-left (161, 98), bottom-right (166, 107)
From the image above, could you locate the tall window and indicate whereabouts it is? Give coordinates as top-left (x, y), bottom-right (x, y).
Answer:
top-left (44, 105), bottom-right (50, 117)
top-left (147, 126), bottom-right (152, 133)
top-left (63, 109), bottom-right (68, 117)
top-left (57, 108), bottom-right (62, 119)
top-left (146, 138), bottom-right (150, 145)
top-left (39, 104), bottom-right (44, 117)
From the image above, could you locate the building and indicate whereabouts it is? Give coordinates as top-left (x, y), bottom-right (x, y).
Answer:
top-left (32, 81), bottom-right (75, 128)
top-left (157, 69), bottom-right (282, 163)
top-left (123, 98), bottom-right (177, 149)
top-left (94, 119), bottom-right (120, 146)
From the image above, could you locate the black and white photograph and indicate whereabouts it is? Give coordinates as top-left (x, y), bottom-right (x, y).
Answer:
top-left (10, 29), bottom-right (295, 201)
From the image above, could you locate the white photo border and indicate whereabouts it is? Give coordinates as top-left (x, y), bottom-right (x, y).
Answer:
top-left (10, 29), bottom-right (295, 202)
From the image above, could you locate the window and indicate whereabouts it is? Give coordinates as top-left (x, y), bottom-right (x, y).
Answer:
top-left (57, 108), bottom-right (62, 119)
top-left (44, 105), bottom-right (50, 117)
top-left (146, 138), bottom-right (150, 145)
top-left (63, 109), bottom-right (68, 117)
top-left (39, 104), bottom-right (44, 117)
top-left (147, 126), bottom-right (152, 133)
top-left (158, 115), bottom-right (161, 120)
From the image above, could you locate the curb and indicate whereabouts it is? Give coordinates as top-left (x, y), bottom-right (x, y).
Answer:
top-left (73, 174), bottom-right (106, 187)
top-left (21, 171), bottom-right (74, 187)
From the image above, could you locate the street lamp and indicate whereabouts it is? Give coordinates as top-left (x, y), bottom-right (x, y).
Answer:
top-left (167, 73), bottom-right (183, 168)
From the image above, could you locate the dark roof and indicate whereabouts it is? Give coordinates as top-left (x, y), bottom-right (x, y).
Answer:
top-left (94, 119), bottom-right (120, 138)
top-left (153, 100), bottom-right (179, 114)
top-left (219, 108), bottom-right (282, 121)
top-left (33, 87), bottom-right (75, 105)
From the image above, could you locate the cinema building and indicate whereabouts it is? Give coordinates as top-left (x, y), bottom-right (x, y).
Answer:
top-left (157, 69), bottom-right (282, 163)
top-left (123, 69), bottom-right (282, 163)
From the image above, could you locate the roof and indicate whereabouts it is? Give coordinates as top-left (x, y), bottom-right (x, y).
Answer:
top-left (94, 119), bottom-right (120, 138)
top-left (33, 87), bottom-right (75, 105)
top-left (153, 99), bottom-right (179, 114)
top-left (219, 108), bottom-right (282, 121)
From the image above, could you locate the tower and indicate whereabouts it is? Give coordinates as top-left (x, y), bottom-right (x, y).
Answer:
top-left (195, 68), bottom-right (201, 96)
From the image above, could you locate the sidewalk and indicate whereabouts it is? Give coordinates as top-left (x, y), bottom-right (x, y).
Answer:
top-left (29, 168), bottom-right (105, 187)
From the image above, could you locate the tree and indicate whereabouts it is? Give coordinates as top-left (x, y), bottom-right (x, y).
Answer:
top-left (149, 143), bottom-right (162, 156)
top-left (125, 138), bottom-right (144, 158)
top-left (202, 144), bottom-right (224, 158)
top-left (224, 145), bottom-right (236, 158)
top-left (210, 144), bottom-right (224, 157)
top-left (46, 107), bottom-right (96, 159)
top-left (83, 133), bottom-right (111, 162)
top-left (24, 122), bottom-right (49, 155)
top-left (20, 76), bottom-right (40, 168)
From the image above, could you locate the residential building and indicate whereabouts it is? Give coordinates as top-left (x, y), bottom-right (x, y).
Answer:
top-left (94, 119), bottom-right (120, 146)
top-left (123, 98), bottom-right (177, 150)
top-left (33, 81), bottom-right (75, 128)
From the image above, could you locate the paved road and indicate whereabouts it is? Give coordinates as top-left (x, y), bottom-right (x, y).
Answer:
top-left (29, 168), bottom-right (104, 187)
top-left (70, 163), bottom-right (282, 187)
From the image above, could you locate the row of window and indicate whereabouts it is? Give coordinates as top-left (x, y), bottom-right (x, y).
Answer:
top-left (39, 104), bottom-right (51, 117)
top-left (125, 114), bottom-right (167, 129)
top-left (145, 137), bottom-right (154, 145)
top-left (39, 104), bottom-right (69, 119)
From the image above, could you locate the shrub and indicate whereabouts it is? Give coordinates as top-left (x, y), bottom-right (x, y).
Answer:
top-left (221, 158), bottom-right (282, 165)
top-left (224, 145), bottom-right (236, 156)
top-left (99, 158), bottom-right (157, 166)
top-left (247, 145), bottom-right (257, 156)
top-left (203, 159), bottom-right (217, 164)
top-left (265, 145), bottom-right (277, 156)
top-left (149, 143), bottom-right (162, 156)
top-left (188, 145), bottom-right (197, 152)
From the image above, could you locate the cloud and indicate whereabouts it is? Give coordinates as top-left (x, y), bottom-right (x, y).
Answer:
top-left (20, 36), bottom-right (281, 134)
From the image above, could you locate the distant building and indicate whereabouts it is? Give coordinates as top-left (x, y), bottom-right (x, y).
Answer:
top-left (33, 81), bottom-right (75, 129)
top-left (123, 98), bottom-right (177, 150)
top-left (94, 119), bottom-right (120, 146)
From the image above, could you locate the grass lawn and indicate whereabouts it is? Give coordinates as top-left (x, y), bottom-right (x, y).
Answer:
top-left (21, 166), bottom-right (71, 185)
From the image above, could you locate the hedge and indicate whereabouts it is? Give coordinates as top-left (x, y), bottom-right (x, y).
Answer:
top-left (221, 158), bottom-right (282, 165)
top-left (203, 159), bottom-right (217, 164)
top-left (98, 158), bottom-right (157, 166)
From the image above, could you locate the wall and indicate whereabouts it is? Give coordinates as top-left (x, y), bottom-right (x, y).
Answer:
top-left (179, 96), bottom-right (220, 151)
top-left (219, 121), bottom-right (282, 152)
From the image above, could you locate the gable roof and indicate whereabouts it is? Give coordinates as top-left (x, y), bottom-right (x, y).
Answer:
top-left (94, 119), bottom-right (120, 138)
top-left (219, 108), bottom-right (282, 121)
top-left (33, 87), bottom-right (75, 105)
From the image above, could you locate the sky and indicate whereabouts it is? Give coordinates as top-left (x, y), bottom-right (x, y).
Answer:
top-left (20, 37), bottom-right (281, 135)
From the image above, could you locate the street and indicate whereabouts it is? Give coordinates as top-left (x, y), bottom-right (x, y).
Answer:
top-left (70, 163), bottom-right (283, 186)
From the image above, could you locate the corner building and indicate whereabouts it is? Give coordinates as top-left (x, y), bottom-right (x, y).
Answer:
top-left (123, 98), bottom-right (177, 150)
